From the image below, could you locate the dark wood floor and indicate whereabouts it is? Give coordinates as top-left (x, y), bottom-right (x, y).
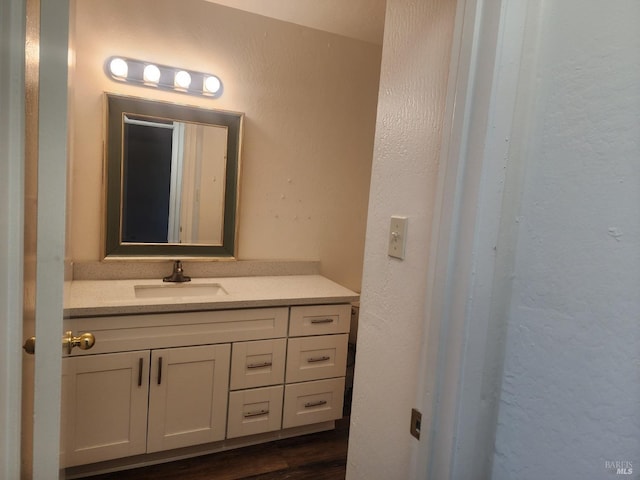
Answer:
top-left (87, 418), bottom-right (350, 480)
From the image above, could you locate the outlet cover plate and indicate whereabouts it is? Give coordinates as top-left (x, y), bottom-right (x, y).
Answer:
top-left (410, 408), bottom-right (422, 440)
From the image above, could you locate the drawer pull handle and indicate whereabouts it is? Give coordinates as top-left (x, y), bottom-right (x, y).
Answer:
top-left (247, 361), bottom-right (273, 369)
top-left (138, 358), bottom-right (144, 387)
top-left (244, 409), bottom-right (269, 418)
top-left (311, 318), bottom-right (334, 324)
top-left (304, 400), bottom-right (327, 408)
top-left (307, 355), bottom-right (331, 363)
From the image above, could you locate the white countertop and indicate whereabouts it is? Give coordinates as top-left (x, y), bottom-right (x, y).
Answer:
top-left (64, 275), bottom-right (359, 317)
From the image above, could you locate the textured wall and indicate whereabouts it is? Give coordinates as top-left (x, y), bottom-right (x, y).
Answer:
top-left (204, 0), bottom-right (386, 45)
top-left (492, 2), bottom-right (640, 479)
top-left (69, 0), bottom-right (381, 291)
top-left (346, 0), bottom-right (457, 478)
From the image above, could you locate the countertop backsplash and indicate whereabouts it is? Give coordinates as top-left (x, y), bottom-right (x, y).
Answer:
top-left (71, 260), bottom-right (321, 281)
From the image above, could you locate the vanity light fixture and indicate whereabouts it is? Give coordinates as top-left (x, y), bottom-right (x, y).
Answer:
top-left (105, 56), bottom-right (223, 98)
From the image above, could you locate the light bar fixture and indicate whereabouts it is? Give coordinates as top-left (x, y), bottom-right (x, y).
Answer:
top-left (105, 56), bottom-right (223, 98)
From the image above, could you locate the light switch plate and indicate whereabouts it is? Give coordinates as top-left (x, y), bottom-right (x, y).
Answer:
top-left (388, 216), bottom-right (408, 259)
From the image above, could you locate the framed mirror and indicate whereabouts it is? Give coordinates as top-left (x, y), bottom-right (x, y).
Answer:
top-left (104, 94), bottom-right (243, 258)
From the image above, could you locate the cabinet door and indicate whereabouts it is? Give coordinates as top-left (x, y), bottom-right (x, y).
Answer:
top-left (61, 350), bottom-right (150, 467)
top-left (147, 344), bottom-right (231, 453)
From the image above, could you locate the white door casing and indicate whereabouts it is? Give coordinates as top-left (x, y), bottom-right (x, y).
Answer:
top-left (31, 0), bottom-right (69, 476)
top-left (0, 0), bottom-right (28, 477)
top-left (414, 0), bottom-right (537, 479)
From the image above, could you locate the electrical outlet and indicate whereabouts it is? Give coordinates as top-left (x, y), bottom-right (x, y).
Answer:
top-left (388, 216), bottom-right (408, 259)
top-left (410, 408), bottom-right (422, 440)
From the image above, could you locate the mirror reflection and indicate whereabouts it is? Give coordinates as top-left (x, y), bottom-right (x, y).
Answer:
top-left (105, 94), bottom-right (243, 258)
top-left (122, 115), bottom-right (227, 245)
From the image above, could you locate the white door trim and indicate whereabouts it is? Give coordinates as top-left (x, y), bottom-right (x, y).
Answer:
top-left (32, 0), bottom-right (70, 477)
top-left (0, 0), bottom-right (27, 477)
top-left (415, 0), bottom-right (533, 478)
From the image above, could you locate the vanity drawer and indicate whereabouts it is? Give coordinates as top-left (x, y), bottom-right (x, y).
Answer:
top-left (288, 304), bottom-right (351, 337)
top-left (64, 307), bottom-right (289, 355)
top-left (286, 334), bottom-right (348, 383)
top-left (230, 338), bottom-right (286, 390)
top-left (227, 386), bottom-right (284, 439)
top-left (282, 378), bottom-right (345, 429)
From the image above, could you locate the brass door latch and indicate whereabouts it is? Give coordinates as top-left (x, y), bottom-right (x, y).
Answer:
top-left (23, 331), bottom-right (96, 355)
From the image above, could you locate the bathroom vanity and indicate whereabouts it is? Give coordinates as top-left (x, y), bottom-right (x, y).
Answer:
top-left (62, 274), bottom-right (358, 477)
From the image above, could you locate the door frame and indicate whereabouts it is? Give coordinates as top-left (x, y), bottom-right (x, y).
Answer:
top-left (0, 0), bottom-right (28, 477)
top-left (32, 0), bottom-right (69, 477)
top-left (0, 0), bottom-right (69, 477)
top-left (415, 0), bottom-right (533, 478)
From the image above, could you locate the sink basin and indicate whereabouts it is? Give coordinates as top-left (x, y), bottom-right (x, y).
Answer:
top-left (134, 283), bottom-right (228, 299)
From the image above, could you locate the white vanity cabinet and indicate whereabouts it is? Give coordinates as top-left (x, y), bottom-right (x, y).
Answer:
top-left (146, 344), bottom-right (231, 453)
top-left (226, 338), bottom-right (287, 439)
top-left (62, 344), bottom-right (231, 467)
top-left (62, 350), bottom-right (150, 467)
top-left (62, 302), bottom-right (352, 475)
top-left (282, 305), bottom-right (351, 429)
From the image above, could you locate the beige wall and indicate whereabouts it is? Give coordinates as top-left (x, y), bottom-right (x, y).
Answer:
top-left (68, 0), bottom-right (381, 291)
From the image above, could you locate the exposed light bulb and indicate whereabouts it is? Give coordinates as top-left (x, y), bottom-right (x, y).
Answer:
top-left (203, 76), bottom-right (221, 94)
top-left (143, 64), bottom-right (161, 84)
top-left (109, 57), bottom-right (128, 78)
top-left (174, 70), bottom-right (191, 89)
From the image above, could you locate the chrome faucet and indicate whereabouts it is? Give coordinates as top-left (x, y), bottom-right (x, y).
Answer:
top-left (163, 260), bottom-right (191, 283)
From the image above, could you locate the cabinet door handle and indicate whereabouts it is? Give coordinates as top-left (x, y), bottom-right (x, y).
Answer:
top-left (157, 357), bottom-right (163, 385)
top-left (138, 358), bottom-right (144, 387)
top-left (304, 400), bottom-right (327, 408)
top-left (311, 318), bottom-right (334, 324)
top-left (243, 409), bottom-right (269, 418)
top-left (307, 355), bottom-right (331, 363)
top-left (247, 361), bottom-right (273, 369)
